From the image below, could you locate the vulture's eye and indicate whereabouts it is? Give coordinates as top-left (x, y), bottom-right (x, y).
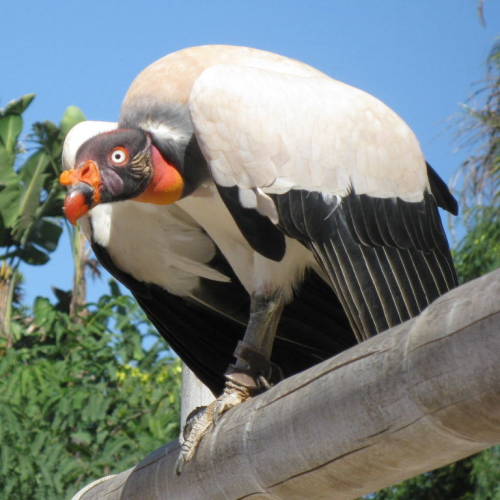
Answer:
top-left (109, 147), bottom-right (129, 166)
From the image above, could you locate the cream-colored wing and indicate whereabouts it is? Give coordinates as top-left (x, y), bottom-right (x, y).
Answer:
top-left (189, 64), bottom-right (428, 207)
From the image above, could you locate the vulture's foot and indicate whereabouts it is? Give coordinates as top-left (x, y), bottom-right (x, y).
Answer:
top-left (175, 377), bottom-right (253, 475)
top-left (175, 342), bottom-right (283, 474)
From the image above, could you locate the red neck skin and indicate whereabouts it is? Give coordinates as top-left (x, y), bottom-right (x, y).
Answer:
top-left (133, 144), bottom-right (185, 205)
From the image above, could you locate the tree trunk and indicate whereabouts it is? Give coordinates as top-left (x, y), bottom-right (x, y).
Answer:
top-left (70, 227), bottom-right (87, 317)
top-left (180, 365), bottom-right (214, 430)
top-left (0, 262), bottom-right (16, 348)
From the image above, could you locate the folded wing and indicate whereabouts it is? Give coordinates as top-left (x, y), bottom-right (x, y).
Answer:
top-left (189, 64), bottom-right (458, 341)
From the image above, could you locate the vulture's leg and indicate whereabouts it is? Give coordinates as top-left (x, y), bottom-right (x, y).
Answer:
top-left (176, 291), bottom-right (285, 474)
top-left (223, 291), bottom-right (285, 403)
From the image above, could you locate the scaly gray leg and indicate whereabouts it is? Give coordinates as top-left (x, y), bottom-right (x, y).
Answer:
top-left (175, 291), bottom-right (285, 474)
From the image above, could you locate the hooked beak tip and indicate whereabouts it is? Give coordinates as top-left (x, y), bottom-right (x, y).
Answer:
top-left (63, 189), bottom-right (92, 225)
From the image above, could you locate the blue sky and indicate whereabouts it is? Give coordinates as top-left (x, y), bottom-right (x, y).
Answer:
top-left (2, 0), bottom-right (499, 305)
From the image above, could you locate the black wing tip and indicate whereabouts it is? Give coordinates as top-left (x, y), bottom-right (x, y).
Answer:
top-left (449, 197), bottom-right (459, 216)
top-left (426, 162), bottom-right (459, 216)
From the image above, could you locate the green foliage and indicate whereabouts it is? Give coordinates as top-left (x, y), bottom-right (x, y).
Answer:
top-left (0, 95), bottom-right (85, 268)
top-left (470, 447), bottom-right (500, 499)
top-left (453, 206), bottom-right (500, 283)
top-left (372, 461), bottom-right (475, 500)
top-left (0, 95), bottom-right (183, 498)
top-left (370, 447), bottom-right (500, 500)
top-left (0, 284), bottom-right (181, 499)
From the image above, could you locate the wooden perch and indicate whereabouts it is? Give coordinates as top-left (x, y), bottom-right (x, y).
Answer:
top-left (73, 269), bottom-right (500, 500)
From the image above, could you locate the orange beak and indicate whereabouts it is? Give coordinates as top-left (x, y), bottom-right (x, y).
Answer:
top-left (60, 160), bottom-right (102, 225)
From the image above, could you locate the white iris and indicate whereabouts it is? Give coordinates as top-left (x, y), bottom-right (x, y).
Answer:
top-left (111, 149), bottom-right (127, 165)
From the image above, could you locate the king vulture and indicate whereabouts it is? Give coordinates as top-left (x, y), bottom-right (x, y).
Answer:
top-left (60, 45), bottom-right (458, 469)
top-left (62, 121), bottom-right (356, 395)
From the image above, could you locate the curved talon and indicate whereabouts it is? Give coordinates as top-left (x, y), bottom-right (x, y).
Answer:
top-left (258, 374), bottom-right (271, 390)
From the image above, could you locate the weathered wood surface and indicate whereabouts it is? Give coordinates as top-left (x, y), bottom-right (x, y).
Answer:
top-left (73, 269), bottom-right (500, 500)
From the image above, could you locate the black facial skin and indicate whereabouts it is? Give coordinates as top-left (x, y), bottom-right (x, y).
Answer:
top-left (74, 128), bottom-right (154, 203)
top-left (74, 126), bottom-right (211, 205)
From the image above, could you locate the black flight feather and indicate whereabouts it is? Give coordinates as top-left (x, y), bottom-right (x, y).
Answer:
top-left (273, 187), bottom-right (458, 342)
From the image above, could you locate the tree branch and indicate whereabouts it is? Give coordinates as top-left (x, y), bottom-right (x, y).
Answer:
top-left (73, 269), bottom-right (500, 500)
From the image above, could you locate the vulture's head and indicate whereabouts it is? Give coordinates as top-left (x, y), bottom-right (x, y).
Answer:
top-left (61, 124), bottom-right (187, 224)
